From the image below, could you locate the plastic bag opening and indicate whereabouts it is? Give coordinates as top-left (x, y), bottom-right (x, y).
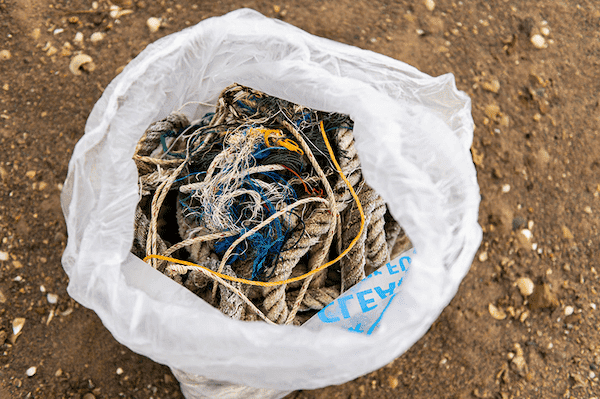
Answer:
top-left (61, 8), bottom-right (481, 391)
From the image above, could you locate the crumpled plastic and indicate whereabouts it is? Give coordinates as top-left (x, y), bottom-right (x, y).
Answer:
top-left (61, 8), bottom-right (481, 394)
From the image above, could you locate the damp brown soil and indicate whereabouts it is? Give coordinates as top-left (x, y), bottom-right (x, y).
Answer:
top-left (1, 0), bottom-right (599, 398)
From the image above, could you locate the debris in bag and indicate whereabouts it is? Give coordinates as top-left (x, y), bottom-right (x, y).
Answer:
top-left (131, 83), bottom-right (412, 325)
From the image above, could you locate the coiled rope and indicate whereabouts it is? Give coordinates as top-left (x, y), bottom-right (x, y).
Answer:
top-left (143, 121), bottom-right (365, 287)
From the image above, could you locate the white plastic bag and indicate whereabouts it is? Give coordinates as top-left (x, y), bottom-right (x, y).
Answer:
top-left (61, 8), bottom-right (481, 396)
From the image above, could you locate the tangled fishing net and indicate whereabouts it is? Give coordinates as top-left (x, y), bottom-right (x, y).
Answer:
top-left (131, 84), bottom-right (411, 325)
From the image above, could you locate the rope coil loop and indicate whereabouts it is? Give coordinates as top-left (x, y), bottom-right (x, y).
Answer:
top-left (133, 84), bottom-right (409, 324)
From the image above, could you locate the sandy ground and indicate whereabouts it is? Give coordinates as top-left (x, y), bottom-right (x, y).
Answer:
top-left (1, 0), bottom-right (599, 398)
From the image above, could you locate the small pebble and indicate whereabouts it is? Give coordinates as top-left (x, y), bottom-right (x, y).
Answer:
top-left (26, 366), bottom-right (37, 377)
top-left (110, 5), bottom-right (123, 18)
top-left (584, 206), bottom-right (592, 214)
top-left (74, 32), bottom-right (84, 45)
top-left (0, 50), bottom-right (12, 60)
top-left (482, 79), bottom-right (500, 93)
top-left (424, 0), bottom-right (435, 11)
top-left (46, 46), bottom-right (58, 57)
top-left (478, 251), bottom-right (488, 262)
top-left (146, 17), bottom-right (161, 33)
top-left (0, 251), bottom-right (8, 261)
top-left (90, 32), bottom-right (105, 43)
top-left (40, 285), bottom-right (46, 293)
top-left (564, 306), bottom-right (574, 316)
top-left (0, 288), bottom-right (6, 304)
top-left (83, 393), bottom-right (96, 399)
top-left (530, 34), bottom-right (546, 49)
top-left (520, 229), bottom-right (532, 240)
top-left (511, 344), bottom-right (527, 374)
top-left (53, 28), bottom-right (64, 35)
top-left (540, 27), bottom-right (550, 36)
top-left (47, 293), bottom-right (59, 304)
top-left (60, 43), bottom-right (72, 56)
top-left (502, 184), bottom-right (511, 193)
top-left (484, 104), bottom-right (500, 120)
top-left (516, 277), bottom-right (534, 297)
top-left (116, 367), bottom-right (124, 375)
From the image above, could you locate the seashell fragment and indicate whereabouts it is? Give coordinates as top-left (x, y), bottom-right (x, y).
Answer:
top-left (488, 303), bottom-right (507, 320)
top-left (12, 317), bottom-right (25, 335)
top-left (110, 6), bottom-right (134, 18)
top-left (69, 54), bottom-right (96, 75)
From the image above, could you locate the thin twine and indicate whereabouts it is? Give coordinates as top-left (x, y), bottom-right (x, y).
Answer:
top-left (146, 161), bottom-right (188, 269)
top-left (276, 117), bottom-right (339, 322)
top-left (166, 262), bottom-right (276, 325)
top-left (144, 121), bottom-right (365, 287)
top-left (208, 116), bottom-right (339, 302)
top-left (162, 230), bottom-right (238, 258)
top-left (176, 100), bottom-right (217, 114)
top-left (214, 196), bottom-right (329, 281)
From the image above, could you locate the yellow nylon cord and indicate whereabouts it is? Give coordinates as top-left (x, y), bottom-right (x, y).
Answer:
top-left (143, 121), bottom-right (365, 287)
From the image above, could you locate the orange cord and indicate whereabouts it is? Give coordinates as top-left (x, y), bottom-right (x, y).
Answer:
top-left (263, 128), bottom-right (304, 155)
top-left (281, 164), bottom-right (315, 197)
top-left (144, 121), bottom-right (365, 287)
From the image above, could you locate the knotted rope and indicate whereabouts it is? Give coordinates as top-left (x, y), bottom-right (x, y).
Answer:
top-left (132, 84), bottom-right (411, 325)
